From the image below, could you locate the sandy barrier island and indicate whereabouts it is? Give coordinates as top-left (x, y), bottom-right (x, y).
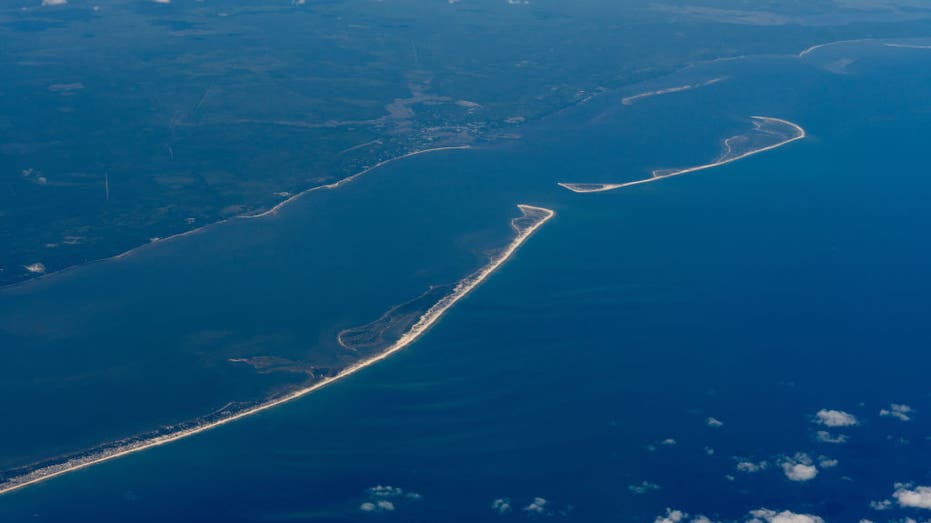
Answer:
top-left (621, 77), bottom-right (726, 106)
top-left (798, 38), bottom-right (931, 58)
top-left (0, 204), bottom-right (555, 496)
top-left (559, 116), bottom-right (805, 194)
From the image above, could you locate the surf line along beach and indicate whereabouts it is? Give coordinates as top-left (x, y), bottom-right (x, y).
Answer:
top-left (0, 204), bottom-right (555, 496)
top-left (558, 116), bottom-right (805, 193)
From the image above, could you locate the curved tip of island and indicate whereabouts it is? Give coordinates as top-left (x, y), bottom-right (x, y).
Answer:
top-left (558, 116), bottom-right (805, 194)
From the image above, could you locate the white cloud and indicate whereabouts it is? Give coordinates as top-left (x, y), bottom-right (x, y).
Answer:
top-left (648, 438), bottom-right (678, 452)
top-left (815, 409), bottom-right (858, 427)
top-left (869, 500), bottom-right (892, 511)
top-left (364, 485), bottom-right (420, 499)
top-left (359, 500), bottom-right (395, 512)
top-left (748, 508), bottom-right (824, 523)
top-left (780, 454), bottom-right (818, 482)
top-left (880, 404), bottom-right (914, 422)
top-left (815, 431), bottom-right (849, 444)
top-left (523, 497), bottom-right (548, 515)
top-left (783, 463), bottom-right (818, 481)
top-left (41, 0), bottom-right (67, 5)
top-left (706, 417), bottom-right (724, 428)
top-left (653, 508), bottom-right (718, 523)
top-left (491, 498), bottom-right (512, 515)
top-left (24, 263), bottom-right (46, 274)
top-left (736, 460), bottom-right (768, 473)
top-left (367, 485), bottom-right (404, 498)
top-left (655, 508), bottom-right (686, 523)
top-left (630, 481), bottom-right (660, 494)
top-left (360, 485), bottom-right (418, 512)
top-left (818, 456), bottom-right (838, 468)
top-left (893, 484), bottom-right (931, 509)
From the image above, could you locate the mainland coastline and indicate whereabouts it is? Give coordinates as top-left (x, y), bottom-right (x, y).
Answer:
top-left (0, 204), bottom-right (555, 496)
top-left (0, 145), bottom-right (471, 293)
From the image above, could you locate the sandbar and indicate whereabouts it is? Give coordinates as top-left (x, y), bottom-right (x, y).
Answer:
top-left (621, 77), bottom-right (726, 106)
top-left (0, 204), bottom-right (554, 496)
top-left (559, 116), bottom-right (805, 194)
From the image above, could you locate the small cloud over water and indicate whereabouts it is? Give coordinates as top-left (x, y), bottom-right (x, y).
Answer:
top-left (814, 409), bottom-right (858, 427)
top-left (748, 509), bottom-right (824, 523)
top-left (893, 483), bottom-right (931, 509)
top-left (780, 453), bottom-right (818, 482)
top-left (815, 430), bottom-right (848, 444)
top-left (880, 404), bottom-right (913, 422)
top-left (630, 481), bottom-right (660, 494)
top-left (492, 498), bottom-right (512, 515)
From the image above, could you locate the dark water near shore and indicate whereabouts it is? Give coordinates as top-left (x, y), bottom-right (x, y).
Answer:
top-left (3, 41), bottom-right (931, 521)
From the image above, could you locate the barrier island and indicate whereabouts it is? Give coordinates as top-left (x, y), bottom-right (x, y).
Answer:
top-left (621, 77), bottom-right (726, 106)
top-left (0, 204), bottom-right (555, 496)
top-left (559, 116), bottom-right (805, 193)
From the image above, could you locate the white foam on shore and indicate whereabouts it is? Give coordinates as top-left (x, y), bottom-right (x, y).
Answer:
top-left (0, 204), bottom-right (554, 496)
top-left (559, 116), bottom-right (805, 194)
top-left (2, 146), bottom-right (470, 291)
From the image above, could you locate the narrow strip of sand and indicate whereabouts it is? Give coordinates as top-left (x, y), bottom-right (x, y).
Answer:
top-left (559, 116), bottom-right (805, 194)
top-left (0, 204), bottom-right (554, 496)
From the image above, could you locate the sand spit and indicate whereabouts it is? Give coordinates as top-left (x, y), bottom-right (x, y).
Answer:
top-left (0, 204), bottom-right (554, 496)
top-left (1, 146), bottom-right (470, 292)
top-left (884, 43), bottom-right (931, 50)
top-left (799, 38), bottom-right (931, 58)
top-left (797, 39), bottom-right (871, 58)
top-left (621, 77), bottom-right (726, 106)
top-left (558, 116), bottom-right (805, 194)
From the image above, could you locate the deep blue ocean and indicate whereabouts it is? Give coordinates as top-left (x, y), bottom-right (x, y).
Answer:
top-left (2, 41), bottom-right (931, 522)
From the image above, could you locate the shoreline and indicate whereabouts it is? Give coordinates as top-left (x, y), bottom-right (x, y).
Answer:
top-left (0, 204), bottom-right (555, 497)
top-left (1, 145), bottom-right (470, 293)
top-left (798, 38), bottom-right (931, 58)
top-left (884, 43), bottom-right (931, 50)
top-left (5, 36), bottom-right (926, 290)
top-left (559, 116), bottom-right (805, 194)
top-left (242, 145), bottom-right (471, 220)
top-left (621, 77), bottom-right (726, 106)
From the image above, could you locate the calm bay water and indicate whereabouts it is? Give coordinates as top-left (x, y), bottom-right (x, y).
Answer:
top-left (2, 42), bottom-right (931, 521)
